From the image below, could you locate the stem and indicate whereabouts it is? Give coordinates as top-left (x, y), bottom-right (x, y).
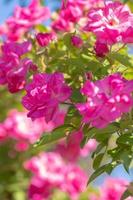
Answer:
top-left (115, 44), bottom-right (126, 53)
top-left (61, 102), bottom-right (74, 106)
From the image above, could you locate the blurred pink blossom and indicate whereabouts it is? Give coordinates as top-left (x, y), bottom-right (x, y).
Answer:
top-left (0, 109), bottom-right (66, 151)
top-left (52, 0), bottom-right (103, 32)
top-left (0, 0), bottom-right (50, 41)
top-left (99, 178), bottom-right (128, 200)
top-left (56, 131), bottom-right (97, 162)
top-left (24, 152), bottom-right (87, 200)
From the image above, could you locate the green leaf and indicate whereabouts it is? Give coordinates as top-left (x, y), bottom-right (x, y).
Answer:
top-left (71, 89), bottom-right (84, 103)
top-left (92, 143), bottom-right (106, 158)
top-left (87, 124), bottom-right (119, 143)
top-left (85, 60), bottom-right (103, 73)
top-left (34, 125), bottom-right (74, 147)
top-left (87, 164), bottom-right (109, 184)
top-left (120, 189), bottom-right (132, 200)
top-left (35, 24), bottom-right (47, 32)
top-left (63, 33), bottom-right (72, 48)
top-left (109, 53), bottom-right (133, 67)
top-left (80, 137), bottom-right (88, 148)
top-left (121, 151), bottom-right (132, 173)
top-left (93, 153), bottom-right (104, 170)
top-left (117, 133), bottom-right (133, 145)
top-left (120, 119), bottom-right (131, 129)
top-left (89, 124), bottom-right (119, 135)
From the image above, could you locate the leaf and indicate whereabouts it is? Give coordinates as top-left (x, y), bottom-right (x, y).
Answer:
top-left (92, 143), bottom-right (106, 158)
top-left (71, 89), bottom-right (84, 103)
top-left (120, 189), bottom-right (132, 200)
top-left (121, 151), bottom-right (132, 173)
top-left (117, 133), bottom-right (133, 145)
top-left (109, 53), bottom-right (133, 67)
top-left (85, 60), bottom-right (103, 73)
top-left (80, 137), bottom-right (88, 148)
top-left (87, 124), bottom-right (119, 143)
top-left (120, 119), bottom-right (131, 129)
top-left (35, 24), bottom-right (47, 32)
top-left (89, 124), bottom-right (119, 135)
top-left (93, 153), bottom-right (104, 170)
top-left (87, 164), bottom-right (109, 184)
top-left (34, 125), bottom-right (74, 147)
top-left (63, 33), bottom-right (72, 48)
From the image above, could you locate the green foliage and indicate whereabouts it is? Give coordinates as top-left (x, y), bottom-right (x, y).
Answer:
top-left (35, 124), bottom-right (75, 146)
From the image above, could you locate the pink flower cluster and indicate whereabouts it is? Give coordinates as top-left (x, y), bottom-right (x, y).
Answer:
top-left (77, 73), bottom-right (133, 128)
top-left (56, 131), bottom-right (97, 162)
top-left (52, 0), bottom-right (103, 32)
top-left (0, 0), bottom-right (50, 41)
top-left (91, 178), bottom-right (129, 200)
top-left (0, 109), bottom-right (66, 151)
top-left (24, 152), bottom-right (87, 200)
top-left (0, 41), bottom-right (36, 93)
top-left (22, 72), bottom-right (72, 122)
top-left (84, 1), bottom-right (133, 44)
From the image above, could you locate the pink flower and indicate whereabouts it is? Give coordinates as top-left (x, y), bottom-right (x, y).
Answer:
top-left (22, 72), bottom-right (72, 122)
top-left (61, 2), bottom-right (83, 23)
top-left (84, 2), bottom-right (133, 44)
top-left (121, 27), bottom-right (133, 44)
top-left (6, 58), bottom-right (34, 93)
top-left (52, 0), bottom-right (104, 32)
top-left (52, 0), bottom-right (84, 32)
top-left (0, 41), bottom-right (34, 92)
top-left (61, 0), bottom-right (103, 10)
top-left (80, 139), bottom-right (97, 157)
top-left (15, 141), bottom-right (29, 152)
top-left (1, 0), bottom-right (50, 41)
top-left (94, 40), bottom-right (109, 57)
top-left (91, 178), bottom-right (128, 200)
top-left (52, 18), bottom-right (73, 32)
top-left (56, 131), bottom-right (97, 162)
top-left (56, 131), bottom-right (83, 162)
top-left (4, 110), bottom-right (46, 145)
top-left (71, 35), bottom-right (83, 48)
top-left (4, 109), bottom-right (67, 143)
top-left (24, 152), bottom-right (87, 200)
top-left (28, 177), bottom-right (53, 200)
top-left (100, 178), bottom-right (128, 200)
top-left (0, 108), bottom-right (66, 151)
top-left (60, 165), bottom-right (87, 200)
top-left (1, 41), bottom-right (32, 56)
top-left (36, 32), bottom-right (56, 47)
top-left (0, 52), bottom-right (19, 84)
top-left (0, 24), bottom-right (7, 36)
top-left (76, 73), bottom-right (133, 128)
